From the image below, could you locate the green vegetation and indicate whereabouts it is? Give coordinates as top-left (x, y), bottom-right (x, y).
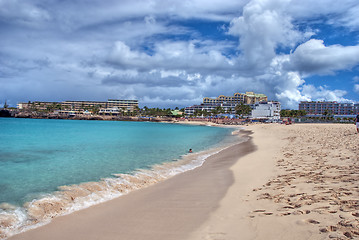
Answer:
top-left (140, 107), bottom-right (183, 117)
top-left (90, 105), bottom-right (100, 114)
top-left (280, 109), bottom-right (306, 117)
top-left (235, 103), bottom-right (251, 117)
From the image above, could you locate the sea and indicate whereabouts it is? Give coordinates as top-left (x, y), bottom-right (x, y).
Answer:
top-left (0, 118), bottom-right (239, 238)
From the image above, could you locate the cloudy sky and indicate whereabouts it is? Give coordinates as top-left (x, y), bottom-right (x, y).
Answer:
top-left (1, 0), bottom-right (359, 109)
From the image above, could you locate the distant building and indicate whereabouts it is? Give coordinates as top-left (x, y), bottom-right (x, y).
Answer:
top-left (203, 91), bottom-right (267, 105)
top-left (98, 107), bottom-right (120, 115)
top-left (299, 101), bottom-right (359, 115)
top-left (17, 101), bottom-right (60, 111)
top-left (107, 99), bottom-right (139, 111)
top-left (185, 91), bottom-right (270, 116)
top-left (251, 101), bottom-right (281, 120)
top-left (184, 103), bottom-right (237, 116)
top-left (17, 99), bottom-right (139, 113)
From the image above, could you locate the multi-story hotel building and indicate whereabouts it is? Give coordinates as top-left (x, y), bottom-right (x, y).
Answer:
top-left (185, 101), bottom-right (280, 120)
top-left (17, 99), bottom-right (139, 113)
top-left (299, 101), bottom-right (359, 115)
top-left (184, 103), bottom-right (237, 115)
top-left (203, 92), bottom-right (267, 105)
top-left (185, 91), bottom-right (272, 117)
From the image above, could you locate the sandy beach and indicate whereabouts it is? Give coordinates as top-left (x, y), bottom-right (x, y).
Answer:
top-left (190, 123), bottom-right (359, 240)
top-left (8, 123), bottom-right (359, 240)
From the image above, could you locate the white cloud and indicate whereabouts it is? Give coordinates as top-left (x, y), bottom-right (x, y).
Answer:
top-left (354, 84), bottom-right (359, 94)
top-left (1, 0), bottom-right (359, 109)
top-left (0, 0), bottom-right (50, 27)
top-left (327, 3), bottom-right (359, 31)
top-left (301, 85), bottom-right (350, 102)
top-left (286, 39), bottom-right (359, 75)
top-left (228, 0), bottom-right (309, 71)
top-left (107, 40), bottom-right (235, 73)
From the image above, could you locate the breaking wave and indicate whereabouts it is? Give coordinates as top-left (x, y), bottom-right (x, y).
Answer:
top-left (0, 129), bottom-right (246, 239)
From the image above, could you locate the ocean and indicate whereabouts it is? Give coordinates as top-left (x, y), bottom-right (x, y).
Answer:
top-left (0, 118), bottom-right (238, 238)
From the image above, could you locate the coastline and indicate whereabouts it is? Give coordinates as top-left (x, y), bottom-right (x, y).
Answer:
top-left (7, 123), bottom-right (359, 240)
top-left (1, 120), bottom-right (242, 239)
top-left (8, 126), bottom-right (254, 240)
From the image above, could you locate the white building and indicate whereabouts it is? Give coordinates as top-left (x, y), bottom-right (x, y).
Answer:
top-left (99, 107), bottom-right (120, 115)
top-left (251, 101), bottom-right (281, 120)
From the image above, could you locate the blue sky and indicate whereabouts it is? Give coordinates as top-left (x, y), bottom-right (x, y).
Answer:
top-left (1, 0), bottom-right (359, 109)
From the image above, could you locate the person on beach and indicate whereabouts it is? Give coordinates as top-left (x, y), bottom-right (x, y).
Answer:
top-left (356, 113), bottom-right (359, 133)
top-left (189, 149), bottom-right (192, 153)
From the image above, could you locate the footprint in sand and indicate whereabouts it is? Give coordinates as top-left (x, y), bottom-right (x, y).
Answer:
top-left (307, 219), bottom-right (320, 224)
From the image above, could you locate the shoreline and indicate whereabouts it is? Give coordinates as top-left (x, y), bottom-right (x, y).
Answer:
top-left (8, 127), bottom-right (254, 240)
top-left (7, 123), bottom-right (358, 240)
top-left (1, 121), bottom-right (242, 239)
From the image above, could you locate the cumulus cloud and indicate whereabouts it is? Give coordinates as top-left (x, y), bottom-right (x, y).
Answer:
top-left (1, 0), bottom-right (359, 109)
top-left (286, 39), bottom-right (359, 75)
top-left (301, 85), bottom-right (349, 101)
top-left (228, 0), bottom-right (309, 71)
top-left (223, 0), bottom-right (357, 107)
top-left (107, 40), bottom-right (236, 74)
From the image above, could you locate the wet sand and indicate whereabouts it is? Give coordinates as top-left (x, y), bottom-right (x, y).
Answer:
top-left (9, 130), bottom-right (255, 240)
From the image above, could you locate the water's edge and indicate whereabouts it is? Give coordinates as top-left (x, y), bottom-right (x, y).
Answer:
top-left (0, 125), bottom-right (246, 239)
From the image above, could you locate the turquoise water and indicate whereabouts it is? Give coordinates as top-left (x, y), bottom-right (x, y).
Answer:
top-left (0, 118), bottom-right (233, 208)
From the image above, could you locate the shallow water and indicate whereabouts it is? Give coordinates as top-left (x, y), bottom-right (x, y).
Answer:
top-left (0, 118), bottom-right (239, 238)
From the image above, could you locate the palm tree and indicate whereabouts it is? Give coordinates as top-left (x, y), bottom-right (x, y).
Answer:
top-left (235, 103), bottom-right (251, 117)
top-left (215, 106), bottom-right (224, 115)
top-left (3, 100), bottom-right (8, 109)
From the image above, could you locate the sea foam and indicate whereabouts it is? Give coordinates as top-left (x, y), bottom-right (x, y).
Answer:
top-left (0, 118), bottom-right (244, 239)
top-left (0, 133), bottom-right (245, 240)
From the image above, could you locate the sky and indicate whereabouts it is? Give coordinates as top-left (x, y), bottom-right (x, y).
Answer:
top-left (1, 0), bottom-right (359, 109)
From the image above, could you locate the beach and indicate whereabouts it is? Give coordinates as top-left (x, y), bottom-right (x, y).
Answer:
top-left (190, 123), bottom-right (359, 240)
top-left (8, 123), bottom-right (359, 240)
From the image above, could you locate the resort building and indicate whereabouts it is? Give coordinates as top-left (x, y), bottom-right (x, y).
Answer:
top-left (251, 101), bottom-right (281, 120)
top-left (107, 99), bottom-right (139, 111)
top-left (203, 92), bottom-right (267, 105)
top-left (17, 99), bottom-right (139, 113)
top-left (185, 101), bottom-right (281, 120)
top-left (98, 107), bottom-right (121, 115)
top-left (299, 101), bottom-right (359, 116)
top-left (61, 101), bottom-right (108, 111)
top-left (184, 103), bottom-right (237, 115)
top-left (185, 91), bottom-right (270, 116)
top-left (17, 101), bottom-right (62, 112)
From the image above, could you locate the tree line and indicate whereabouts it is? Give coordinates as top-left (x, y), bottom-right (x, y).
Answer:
top-left (280, 109), bottom-right (307, 117)
top-left (190, 103), bottom-right (252, 117)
